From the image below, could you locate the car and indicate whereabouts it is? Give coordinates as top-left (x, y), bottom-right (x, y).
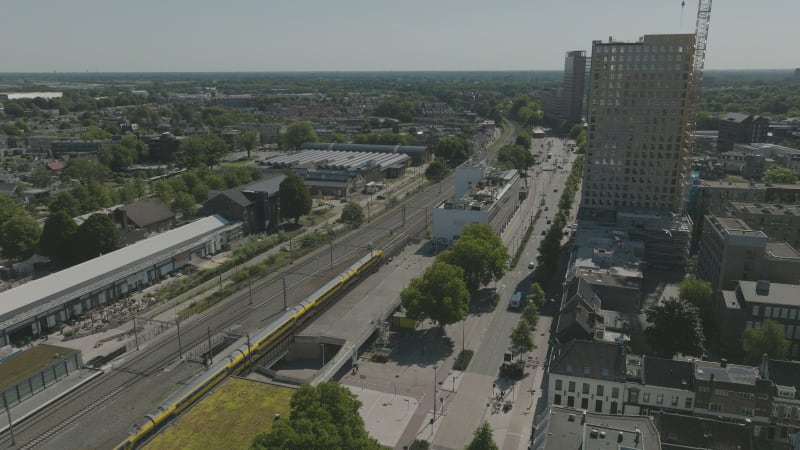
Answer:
top-left (376, 194), bottom-right (386, 200)
top-left (528, 262), bottom-right (536, 270)
top-left (544, 206), bottom-right (549, 211)
top-left (547, 219), bottom-right (552, 224)
top-left (541, 230), bottom-right (547, 235)
top-left (554, 187), bottom-right (559, 192)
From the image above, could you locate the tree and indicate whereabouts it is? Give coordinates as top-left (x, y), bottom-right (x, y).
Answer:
top-left (0, 215), bottom-right (41, 260)
top-left (497, 144), bottom-right (534, 172)
top-left (763, 166), bottom-right (797, 184)
top-left (465, 422), bottom-right (499, 450)
top-left (400, 261), bottom-right (469, 327)
top-left (0, 195), bottom-right (26, 226)
top-left (280, 121), bottom-right (318, 150)
top-left (176, 135), bottom-right (230, 169)
top-left (30, 167), bottom-right (52, 188)
top-left (75, 213), bottom-right (119, 261)
top-left (569, 124), bottom-right (584, 140)
top-left (434, 136), bottom-right (470, 166)
top-left (521, 302), bottom-right (539, 326)
top-left (340, 202), bottom-right (364, 228)
top-left (514, 131), bottom-right (531, 149)
top-left (279, 172), bottom-right (312, 223)
top-left (439, 224), bottom-right (508, 292)
top-left (742, 320), bottom-right (789, 364)
top-left (250, 381), bottom-right (381, 450)
top-left (172, 191), bottom-right (197, 217)
top-left (239, 130), bottom-right (259, 158)
top-left (645, 297), bottom-right (705, 358)
top-left (64, 157), bottom-right (110, 182)
top-left (39, 210), bottom-right (78, 265)
top-left (48, 190), bottom-right (81, 216)
top-left (425, 159), bottom-right (448, 181)
top-left (678, 277), bottom-right (714, 317)
top-left (510, 318), bottom-right (534, 354)
top-left (409, 439), bottom-right (431, 450)
top-left (527, 282), bottom-right (546, 308)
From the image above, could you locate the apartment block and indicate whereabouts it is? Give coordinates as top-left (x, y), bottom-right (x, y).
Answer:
top-left (692, 360), bottom-right (773, 427)
top-left (762, 358), bottom-right (800, 442)
top-left (562, 50), bottom-right (588, 122)
top-left (582, 34), bottom-right (696, 214)
top-left (717, 113), bottom-right (769, 153)
top-left (548, 340), bottom-right (627, 414)
top-left (716, 280), bottom-right (800, 359)
top-left (624, 355), bottom-right (696, 416)
top-left (696, 216), bottom-right (768, 290)
top-left (728, 201), bottom-right (800, 249)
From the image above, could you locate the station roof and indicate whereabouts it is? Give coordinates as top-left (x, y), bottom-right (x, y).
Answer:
top-left (0, 215), bottom-right (231, 330)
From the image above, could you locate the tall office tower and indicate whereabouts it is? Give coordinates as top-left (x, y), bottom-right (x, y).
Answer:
top-left (581, 34), bottom-right (697, 214)
top-left (562, 51), bottom-right (588, 122)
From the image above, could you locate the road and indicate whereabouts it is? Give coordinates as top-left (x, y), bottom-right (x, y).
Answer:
top-left (0, 177), bottom-right (456, 450)
top-left (430, 135), bottom-right (577, 450)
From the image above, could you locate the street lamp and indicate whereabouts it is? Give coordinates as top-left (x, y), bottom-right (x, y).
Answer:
top-left (433, 365), bottom-right (438, 423)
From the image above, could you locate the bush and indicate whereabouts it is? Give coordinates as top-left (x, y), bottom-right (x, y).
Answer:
top-left (491, 293), bottom-right (500, 307)
top-left (453, 349), bottom-right (474, 371)
top-left (499, 359), bottom-right (525, 381)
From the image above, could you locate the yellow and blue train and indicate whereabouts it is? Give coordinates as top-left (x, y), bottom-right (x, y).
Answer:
top-left (113, 250), bottom-right (383, 449)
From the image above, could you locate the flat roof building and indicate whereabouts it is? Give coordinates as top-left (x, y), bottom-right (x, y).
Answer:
top-left (0, 215), bottom-right (239, 346)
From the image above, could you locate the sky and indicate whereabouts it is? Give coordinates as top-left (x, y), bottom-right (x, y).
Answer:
top-left (1, 0), bottom-right (797, 72)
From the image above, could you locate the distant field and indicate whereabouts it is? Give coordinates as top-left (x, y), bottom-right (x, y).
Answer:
top-left (0, 344), bottom-right (77, 392)
top-left (144, 377), bottom-right (294, 450)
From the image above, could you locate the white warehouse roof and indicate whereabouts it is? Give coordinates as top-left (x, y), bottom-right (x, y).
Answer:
top-left (0, 215), bottom-right (231, 329)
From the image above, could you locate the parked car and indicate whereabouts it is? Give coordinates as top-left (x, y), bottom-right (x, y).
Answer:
top-left (528, 262), bottom-right (536, 270)
top-left (376, 194), bottom-right (386, 200)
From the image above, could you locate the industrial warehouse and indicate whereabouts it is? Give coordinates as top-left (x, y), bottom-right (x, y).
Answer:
top-left (0, 215), bottom-right (241, 346)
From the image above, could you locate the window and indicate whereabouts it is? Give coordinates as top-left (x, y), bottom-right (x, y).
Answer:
top-left (629, 390), bottom-right (639, 404)
top-left (601, 368), bottom-right (610, 377)
top-left (595, 399), bottom-right (603, 413)
top-left (583, 383), bottom-right (590, 395)
top-left (581, 398), bottom-right (589, 409)
top-left (740, 407), bottom-right (754, 417)
top-left (597, 385), bottom-right (605, 396)
top-left (584, 366), bottom-right (591, 375)
top-left (566, 363), bottom-right (573, 374)
top-left (657, 394), bottom-right (664, 404)
top-left (568, 381), bottom-right (576, 393)
top-left (765, 306), bottom-right (772, 318)
top-left (709, 403), bottom-right (721, 412)
top-left (739, 392), bottom-right (755, 400)
top-left (643, 392), bottom-right (650, 403)
top-left (612, 387), bottom-right (620, 399)
top-left (568, 396), bottom-right (575, 407)
top-left (671, 395), bottom-right (679, 407)
top-left (685, 397), bottom-right (693, 409)
top-left (554, 394), bottom-right (562, 405)
top-left (713, 389), bottom-right (728, 397)
top-left (555, 379), bottom-right (563, 391)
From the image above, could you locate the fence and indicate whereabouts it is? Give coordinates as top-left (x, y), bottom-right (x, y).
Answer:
top-left (1, 352), bottom-right (82, 412)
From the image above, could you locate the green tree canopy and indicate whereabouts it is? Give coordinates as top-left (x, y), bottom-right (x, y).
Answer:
top-left (497, 144), bottom-right (534, 172)
top-left (527, 282), bottom-right (546, 308)
top-left (48, 190), bottom-right (81, 216)
top-left (678, 277), bottom-right (714, 317)
top-left (281, 121), bottom-right (318, 150)
top-left (340, 201), bottom-right (365, 228)
top-left (80, 126), bottom-right (113, 140)
top-left (514, 131), bottom-right (531, 149)
top-left (742, 319), bottom-right (789, 364)
top-left (425, 159), bottom-right (448, 181)
top-left (64, 157), bottom-right (110, 183)
top-left (400, 261), bottom-right (469, 327)
top-left (763, 166), bottom-right (797, 184)
top-left (0, 215), bottom-right (41, 260)
top-left (176, 135), bottom-right (230, 169)
top-left (439, 223), bottom-right (508, 292)
top-left (239, 130), bottom-right (259, 158)
top-left (250, 381), bottom-right (381, 450)
top-left (30, 167), bottom-right (52, 188)
top-left (75, 213), bottom-right (119, 261)
top-left (38, 210), bottom-right (78, 265)
top-left (465, 422), bottom-right (499, 450)
top-left (510, 318), bottom-right (534, 354)
top-left (645, 297), bottom-right (705, 358)
top-left (0, 195), bottom-right (26, 226)
top-left (434, 136), bottom-right (470, 166)
top-left (172, 191), bottom-right (197, 217)
top-left (279, 171), bottom-right (312, 223)
top-left (521, 302), bottom-right (539, 326)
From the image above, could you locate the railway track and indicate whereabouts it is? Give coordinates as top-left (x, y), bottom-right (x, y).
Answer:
top-left (1, 182), bottom-right (452, 449)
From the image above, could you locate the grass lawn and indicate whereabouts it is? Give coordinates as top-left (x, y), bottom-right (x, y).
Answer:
top-left (144, 378), bottom-right (294, 450)
top-left (0, 344), bottom-right (77, 392)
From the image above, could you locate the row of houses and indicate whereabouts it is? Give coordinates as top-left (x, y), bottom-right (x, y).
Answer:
top-left (546, 340), bottom-right (800, 446)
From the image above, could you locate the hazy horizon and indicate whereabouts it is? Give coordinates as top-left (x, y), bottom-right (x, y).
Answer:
top-left (1, 0), bottom-right (797, 72)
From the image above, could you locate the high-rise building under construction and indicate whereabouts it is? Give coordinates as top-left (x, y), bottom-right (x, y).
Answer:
top-left (581, 34), bottom-right (696, 214)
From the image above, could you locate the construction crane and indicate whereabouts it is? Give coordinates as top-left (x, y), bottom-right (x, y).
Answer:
top-left (680, 0), bottom-right (712, 214)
